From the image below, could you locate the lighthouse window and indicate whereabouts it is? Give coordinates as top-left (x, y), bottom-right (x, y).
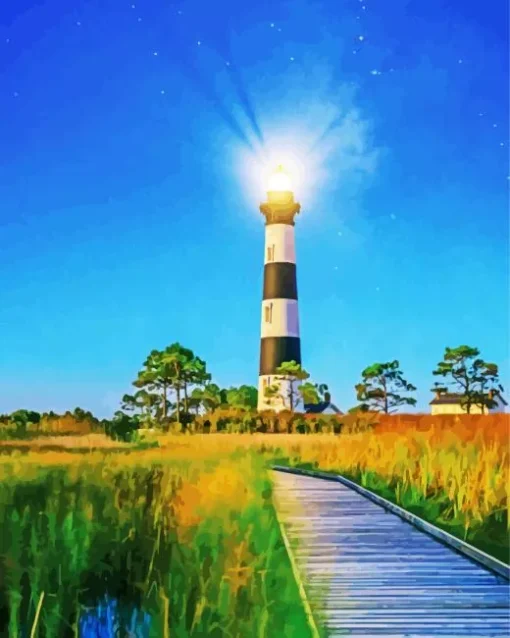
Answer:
top-left (264, 303), bottom-right (273, 323)
top-left (267, 245), bottom-right (275, 262)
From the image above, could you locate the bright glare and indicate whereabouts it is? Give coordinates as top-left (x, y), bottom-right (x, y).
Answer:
top-left (258, 149), bottom-right (307, 198)
top-left (237, 133), bottom-right (321, 209)
top-left (267, 165), bottom-right (292, 192)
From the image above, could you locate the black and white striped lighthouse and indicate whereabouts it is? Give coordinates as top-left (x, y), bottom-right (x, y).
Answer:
top-left (258, 166), bottom-right (302, 411)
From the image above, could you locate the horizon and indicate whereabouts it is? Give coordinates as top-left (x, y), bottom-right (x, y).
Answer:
top-left (1, 0), bottom-right (508, 418)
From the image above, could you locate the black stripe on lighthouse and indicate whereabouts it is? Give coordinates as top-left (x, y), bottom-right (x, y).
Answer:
top-left (259, 336), bottom-right (301, 375)
top-left (259, 258), bottom-right (301, 375)
top-left (263, 262), bottom-right (298, 300)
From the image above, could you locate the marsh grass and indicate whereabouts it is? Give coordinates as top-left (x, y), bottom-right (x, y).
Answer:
top-left (1, 416), bottom-right (507, 636)
top-left (0, 448), bottom-right (317, 637)
top-left (0, 433), bottom-right (130, 450)
top-left (149, 426), bottom-right (510, 563)
top-left (241, 422), bottom-right (509, 564)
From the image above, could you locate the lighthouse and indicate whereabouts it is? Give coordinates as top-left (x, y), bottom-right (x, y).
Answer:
top-left (257, 165), bottom-right (302, 412)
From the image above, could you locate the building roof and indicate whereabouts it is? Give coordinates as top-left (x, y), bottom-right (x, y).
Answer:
top-left (430, 392), bottom-right (508, 406)
top-left (304, 401), bottom-right (344, 415)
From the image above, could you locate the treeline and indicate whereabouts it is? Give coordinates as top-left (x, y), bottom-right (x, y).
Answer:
top-left (121, 343), bottom-right (258, 426)
top-left (258, 345), bottom-right (504, 416)
top-left (0, 406), bottom-right (370, 440)
top-left (0, 408), bottom-right (104, 439)
top-left (0, 343), bottom-right (503, 442)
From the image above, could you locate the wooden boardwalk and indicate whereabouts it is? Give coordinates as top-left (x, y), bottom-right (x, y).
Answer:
top-left (272, 468), bottom-right (510, 637)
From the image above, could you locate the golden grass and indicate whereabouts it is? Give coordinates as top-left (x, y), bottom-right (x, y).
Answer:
top-left (149, 418), bottom-right (509, 534)
top-left (2, 412), bottom-right (508, 545)
top-left (0, 433), bottom-right (129, 449)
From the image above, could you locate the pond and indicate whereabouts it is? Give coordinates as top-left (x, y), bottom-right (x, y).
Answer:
top-left (79, 597), bottom-right (151, 638)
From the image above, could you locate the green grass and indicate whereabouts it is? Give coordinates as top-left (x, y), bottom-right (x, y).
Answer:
top-left (0, 450), bottom-right (319, 637)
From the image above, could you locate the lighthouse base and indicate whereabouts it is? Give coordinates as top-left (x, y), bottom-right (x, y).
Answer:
top-left (257, 374), bottom-right (304, 412)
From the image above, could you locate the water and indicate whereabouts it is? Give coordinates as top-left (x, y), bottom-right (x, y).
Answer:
top-left (79, 596), bottom-right (151, 638)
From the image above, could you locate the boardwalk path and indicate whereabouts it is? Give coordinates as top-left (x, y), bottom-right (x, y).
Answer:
top-left (272, 468), bottom-right (510, 637)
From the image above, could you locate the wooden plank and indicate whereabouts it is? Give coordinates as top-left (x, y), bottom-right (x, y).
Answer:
top-left (272, 469), bottom-right (510, 638)
top-left (273, 466), bottom-right (510, 580)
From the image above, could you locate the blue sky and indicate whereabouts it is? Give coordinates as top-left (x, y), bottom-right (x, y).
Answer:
top-left (0, 0), bottom-right (508, 416)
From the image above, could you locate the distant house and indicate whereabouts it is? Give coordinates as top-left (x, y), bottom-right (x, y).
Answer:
top-left (430, 390), bottom-right (507, 415)
top-left (304, 401), bottom-right (343, 416)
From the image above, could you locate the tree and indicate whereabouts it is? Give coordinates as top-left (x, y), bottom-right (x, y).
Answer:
top-left (190, 383), bottom-right (225, 414)
top-left (298, 382), bottom-right (320, 405)
top-left (9, 410), bottom-right (41, 435)
top-left (106, 411), bottom-right (140, 442)
top-left (273, 361), bottom-right (310, 412)
top-left (263, 382), bottom-right (281, 408)
top-left (10, 410), bottom-right (41, 427)
top-left (299, 382), bottom-right (330, 406)
top-left (159, 345), bottom-right (188, 424)
top-left (181, 353), bottom-right (210, 422)
top-left (134, 349), bottom-right (173, 420)
top-left (122, 390), bottom-right (160, 424)
top-left (355, 361), bottom-right (416, 414)
top-left (134, 343), bottom-right (210, 426)
top-left (432, 345), bottom-right (503, 414)
top-left (225, 385), bottom-right (258, 410)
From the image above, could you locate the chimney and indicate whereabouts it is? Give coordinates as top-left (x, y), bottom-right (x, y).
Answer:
top-left (435, 390), bottom-right (441, 399)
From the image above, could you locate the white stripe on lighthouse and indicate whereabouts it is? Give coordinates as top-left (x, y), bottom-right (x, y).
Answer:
top-left (264, 224), bottom-right (296, 264)
top-left (257, 375), bottom-right (304, 412)
top-left (260, 299), bottom-right (300, 338)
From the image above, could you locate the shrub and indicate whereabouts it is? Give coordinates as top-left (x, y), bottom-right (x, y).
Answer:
top-left (105, 412), bottom-right (140, 442)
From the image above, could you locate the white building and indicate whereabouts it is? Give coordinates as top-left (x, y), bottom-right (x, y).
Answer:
top-left (429, 390), bottom-right (507, 415)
